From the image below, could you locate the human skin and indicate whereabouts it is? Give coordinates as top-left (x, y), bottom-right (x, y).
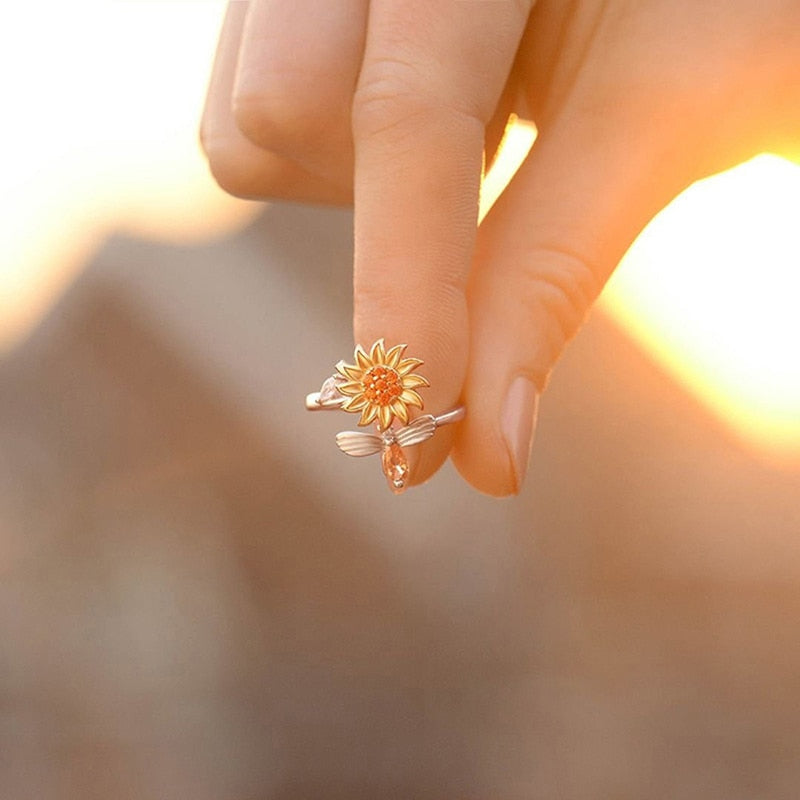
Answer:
top-left (201, 0), bottom-right (800, 496)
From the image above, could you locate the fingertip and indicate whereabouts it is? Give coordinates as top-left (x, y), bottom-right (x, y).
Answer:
top-left (499, 376), bottom-right (539, 494)
top-left (451, 290), bottom-right (543, 498)
top-left (451, 399), bottom-right (523, 499)
top-left (449, 363), bottom-right (527, 498)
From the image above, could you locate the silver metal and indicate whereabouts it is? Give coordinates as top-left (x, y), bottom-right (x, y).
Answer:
top-left (334, 430), bottom-right (385, 457)
top-left (305, 372), bottom-right (347, 410)
top-left (305, 391), bottom-right (344, 410)
top-left (431, 406), bottom-right (466, 427)
top-left (334, 408), bottom-right (465, 458)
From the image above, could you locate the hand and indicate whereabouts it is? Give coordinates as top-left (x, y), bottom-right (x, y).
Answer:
top-left (201, 0), bottom-right (800, 495)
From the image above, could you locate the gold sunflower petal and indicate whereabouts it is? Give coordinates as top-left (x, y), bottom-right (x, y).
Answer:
top-left (342, 396), bottom-right (368, 412)
top-left (360, 404), bottom-right (379, 426)
top-left (400, 389), bottom-right (424, 408)
top-left (397, 358), bottom-right (424, 376)
top-left (401, 374), bottom-right (430, 389)
top-left (355, 345), bottom-right (371, 370)
top-left (336, 381), bottom-right (365, 396)
top-left (337, 363), bottom-right (363, 381)
top-left (370, 338), bottom-right (386, 364)
top-left (391, 400), bottom-right (409, 424)
top-left (385, 343), bottom-right (407, 368)
top-left (378, 404), bottom-right (393, 430)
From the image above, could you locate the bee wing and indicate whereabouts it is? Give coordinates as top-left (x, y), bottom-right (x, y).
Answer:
top-left (335, 431), bottom-right (384, 457)
top-left (395, 415), bottom-right (436, 447)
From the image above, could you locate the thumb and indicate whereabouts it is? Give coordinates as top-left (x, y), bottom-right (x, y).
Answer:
top-left (452, 102), bottom-right (705, 496)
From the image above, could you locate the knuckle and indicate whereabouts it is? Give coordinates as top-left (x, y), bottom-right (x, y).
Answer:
top-left (352, 56), bottom-right (440, 141)
top-left (202, 140), bottom-right (262, 199)
top-left (353, 53), bottom-right (494, 145)
top-left (200, 133), bottom-right (276, 200)
top-left (202, 128), bottom-right (350, 204)
top-left (519, 246), bottom-right (600, 354)
top-left (231, 87), bottom-right (300, 154)
top-left (232, 81), bottom-right (339, 160)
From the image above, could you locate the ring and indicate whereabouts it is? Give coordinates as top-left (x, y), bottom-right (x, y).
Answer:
top-left (305, 339), bottom-right (465, 494)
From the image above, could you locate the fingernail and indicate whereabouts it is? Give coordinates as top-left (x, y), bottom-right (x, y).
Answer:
top-left (501, 377), bottom-right (539, 493)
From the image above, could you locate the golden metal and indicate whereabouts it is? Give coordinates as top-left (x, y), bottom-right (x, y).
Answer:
top-left (334, 338), bottom-right (430, 430)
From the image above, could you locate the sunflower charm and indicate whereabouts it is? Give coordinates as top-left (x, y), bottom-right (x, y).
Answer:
top-left (334, 339), bottom-right (430, 431)
top-left (305, 338), bottom-right (464, 495)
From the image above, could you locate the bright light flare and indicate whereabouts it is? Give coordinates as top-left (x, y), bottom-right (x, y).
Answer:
top-left (483, 123), bottom-right (800, 461)
top-left (602, 154), bottom-right (800, 461)
top-left (480, 115), bottom-right (537, 221)
top-left (0, 2), bottom-right (255, 350)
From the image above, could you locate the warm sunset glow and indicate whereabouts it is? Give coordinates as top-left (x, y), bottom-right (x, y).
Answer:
top-left (0, 2), bottom-right (257, 349)
top-left (602, 154), bottom-right (800, 461)
top-left (484, 124), bottom-right (800, 460)
top-left (3, 4), bottom-right (798, 461)
top-left (480, 115), bottom-right (538, 222)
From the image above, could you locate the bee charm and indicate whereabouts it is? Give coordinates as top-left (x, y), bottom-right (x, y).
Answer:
top-left (335, 415), bottom-right (438, 494)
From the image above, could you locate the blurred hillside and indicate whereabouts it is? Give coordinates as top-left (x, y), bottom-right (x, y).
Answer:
top-left (1, 204), bottom-right (799, 799)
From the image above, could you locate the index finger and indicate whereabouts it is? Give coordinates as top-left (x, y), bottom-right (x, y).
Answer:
top-left (351, 0), bottom-right (532, 486)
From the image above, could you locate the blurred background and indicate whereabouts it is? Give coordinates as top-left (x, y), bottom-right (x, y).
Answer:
top-left (1, 2), bottom-right (799, 798)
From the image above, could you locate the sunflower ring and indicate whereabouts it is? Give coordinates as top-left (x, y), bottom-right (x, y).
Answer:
top-left (305, 339), bottom-right (465, 494)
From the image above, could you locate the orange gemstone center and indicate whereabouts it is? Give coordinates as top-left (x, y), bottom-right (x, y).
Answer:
top-left (362, 365), bottom-right (402, 406)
